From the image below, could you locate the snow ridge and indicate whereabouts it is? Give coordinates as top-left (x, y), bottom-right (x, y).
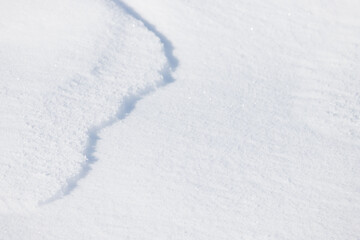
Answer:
top-left (43, 1), bottom-right (178, 204)
top-left (113, 0), bottom-right (178, 71)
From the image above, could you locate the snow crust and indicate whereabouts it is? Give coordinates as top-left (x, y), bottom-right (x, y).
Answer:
top-left (1, 0), bottom-right (360, 239)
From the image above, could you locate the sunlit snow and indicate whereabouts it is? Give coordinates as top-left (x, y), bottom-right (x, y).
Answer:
top-left (1, 0), bottom-right (359, 239)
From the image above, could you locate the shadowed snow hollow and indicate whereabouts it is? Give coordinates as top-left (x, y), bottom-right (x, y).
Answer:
top-left (0, 0), bottom-right (167, 212)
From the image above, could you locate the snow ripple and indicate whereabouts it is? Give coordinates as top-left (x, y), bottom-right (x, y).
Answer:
top-left (0, 0), bottom-right (175, 211)
top-left (44, 0), bottom-right (179, 204)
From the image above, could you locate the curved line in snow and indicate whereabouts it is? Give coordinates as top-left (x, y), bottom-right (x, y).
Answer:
top-left (113, 0), bottom-right (178, 71)
top-left (41, 0), bottom-right (177, 204)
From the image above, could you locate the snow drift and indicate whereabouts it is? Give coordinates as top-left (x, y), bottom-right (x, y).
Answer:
top-left (0, 0), bottom-right (167, 212)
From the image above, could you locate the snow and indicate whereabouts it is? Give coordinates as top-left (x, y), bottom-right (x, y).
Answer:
top-left (1, 0), bottom-right (360, 239)
top-left (0, 0), bottom-right (167, 211)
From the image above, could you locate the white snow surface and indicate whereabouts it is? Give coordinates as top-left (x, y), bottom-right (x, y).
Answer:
top-left (0, 0), bottom-right (166, 211)
top-left (1, 0), bottom-right (360, 239)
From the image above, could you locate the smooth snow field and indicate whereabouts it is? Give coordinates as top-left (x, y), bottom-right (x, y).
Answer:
top-left (1, 0), bottom-right (360, 239)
